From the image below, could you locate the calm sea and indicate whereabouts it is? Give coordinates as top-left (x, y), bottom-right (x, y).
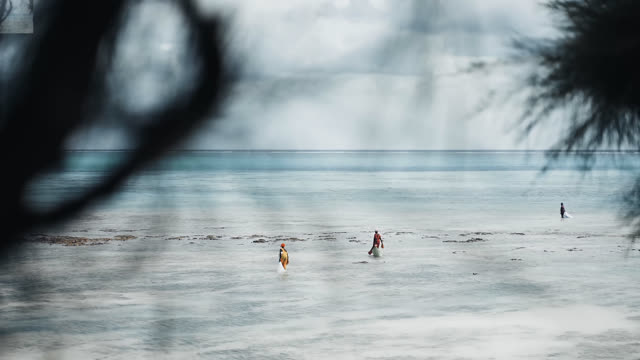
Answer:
top-left (3, 150), bottom-right (640, 359)
top-left (26, 150), bottom-right (640, 234)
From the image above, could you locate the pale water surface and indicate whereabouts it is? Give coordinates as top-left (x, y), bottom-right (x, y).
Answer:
top-left (2, 151), bottom-right (640, 359)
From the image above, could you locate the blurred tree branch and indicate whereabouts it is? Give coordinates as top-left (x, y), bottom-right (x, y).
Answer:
top-left (0, 0), bottom-right (232, 253)
top-left (518, 0), bottom-right (640, 154)
top-left (0, 0), bottom-right (12, 24)
top-left (516, 0), bottom-right (640, 236)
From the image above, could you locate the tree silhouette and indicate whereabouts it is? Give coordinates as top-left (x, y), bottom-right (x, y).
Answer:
top-left (519, 0), bottom-right (640, 151)
top-left (0, 0), bottom-right (13, 25)
top-left (517, 0), bottom-right (640, 235)
top-left (0, 0), bottom-right (232, 253)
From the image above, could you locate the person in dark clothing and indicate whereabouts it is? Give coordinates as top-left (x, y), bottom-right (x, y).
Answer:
top-left (368, 230), bottom-right (384, 255)
top-left (560, 202), bottom-right (566, 219)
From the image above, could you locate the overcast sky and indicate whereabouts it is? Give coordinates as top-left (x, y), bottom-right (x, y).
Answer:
top-left (70, 0), bottom-right (560, 150)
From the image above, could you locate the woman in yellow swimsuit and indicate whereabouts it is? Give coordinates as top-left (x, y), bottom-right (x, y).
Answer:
top-left (279, 243), bottom-right (289, 270)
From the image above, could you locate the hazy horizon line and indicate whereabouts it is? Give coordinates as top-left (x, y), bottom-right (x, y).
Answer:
top-left (64, 149), bottom-right (640, 153)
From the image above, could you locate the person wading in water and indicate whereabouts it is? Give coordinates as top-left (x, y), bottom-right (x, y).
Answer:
top-left (279, 243), bottom-right (289, 270)
top-left (368, 230), bottom-right (384, 255)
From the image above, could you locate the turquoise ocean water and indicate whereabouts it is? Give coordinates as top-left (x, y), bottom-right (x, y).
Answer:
top-left (25, 150), bottom-right (640, 233)
top-left (3, 151), bottom-right (640, 359)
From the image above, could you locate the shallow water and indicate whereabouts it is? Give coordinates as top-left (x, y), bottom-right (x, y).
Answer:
top-left (3, 151), bottom-right (640, 359)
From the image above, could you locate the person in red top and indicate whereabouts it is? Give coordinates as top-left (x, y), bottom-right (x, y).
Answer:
top-left (368, 230), bottom-right (384, 255)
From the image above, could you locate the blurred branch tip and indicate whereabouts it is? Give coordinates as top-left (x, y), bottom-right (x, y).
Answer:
top-left (0, 0), bottom-right (234, 253)
top-left (513, 0), bottom-right (640, 235)
top-left (0, 0), bottom-right (13, 24)
top-left (516, 0), bottom-right (640, 153)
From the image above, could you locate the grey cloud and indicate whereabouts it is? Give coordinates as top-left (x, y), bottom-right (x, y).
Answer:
top-left (182, 0), bottom-right (560, 150)
top-left (67, 0), bottom-right (557, 150)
